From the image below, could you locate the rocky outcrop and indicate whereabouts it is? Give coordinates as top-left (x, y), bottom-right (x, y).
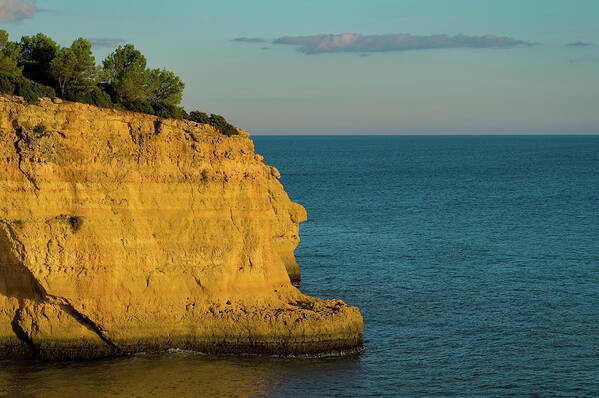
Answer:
top-left (0, 95), bottom-right (363, 360)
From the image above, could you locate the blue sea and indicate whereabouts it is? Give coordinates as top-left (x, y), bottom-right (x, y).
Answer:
top-left (1, 135), bottom-right (598, 397)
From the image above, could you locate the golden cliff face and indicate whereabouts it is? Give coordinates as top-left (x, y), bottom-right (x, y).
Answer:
top-left (0, 95), bottom-right (363, 360)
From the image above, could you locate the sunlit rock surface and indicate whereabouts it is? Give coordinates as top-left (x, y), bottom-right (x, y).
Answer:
top-left (0, 95), bottom-right (363, 360)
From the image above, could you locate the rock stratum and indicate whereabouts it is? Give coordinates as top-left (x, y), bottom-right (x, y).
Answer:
top-left (0, 95), bottom-right (363, 360)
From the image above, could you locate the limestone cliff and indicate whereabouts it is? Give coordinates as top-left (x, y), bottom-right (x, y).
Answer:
top-left (0, 95), bottom-right (363, 360)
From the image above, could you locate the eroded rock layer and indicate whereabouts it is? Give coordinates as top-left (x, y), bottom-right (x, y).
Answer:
top-left (0, 95), bottom-right (363, 360)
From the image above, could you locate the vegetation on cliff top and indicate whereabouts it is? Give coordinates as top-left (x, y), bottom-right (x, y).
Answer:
top-left (0, 31), bottom-right (238, 136)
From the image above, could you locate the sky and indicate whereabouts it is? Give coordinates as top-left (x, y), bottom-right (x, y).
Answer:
top-left (1, 0), bottom-right (598, 134)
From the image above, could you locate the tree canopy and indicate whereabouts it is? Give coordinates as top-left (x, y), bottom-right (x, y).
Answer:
top-left (0, 30), bottom-right (20, 75)
top-left (147, 68), bottom-right (185, 105)
top-left (0, 31), bottom-right (238, 136)
top-left (50, 47), bottom-right (75, 96)
top-left (51, 38), bottom-right (99, 96)
top-left (102, 44), bottom-right (149, 103)
top-left (19, 33), bottom-right (58, 86)
top-left (0, 30), bottom-right (7, 51)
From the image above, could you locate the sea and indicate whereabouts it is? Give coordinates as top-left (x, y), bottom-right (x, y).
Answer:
top-left (1, 135), bottom-right (598, 397)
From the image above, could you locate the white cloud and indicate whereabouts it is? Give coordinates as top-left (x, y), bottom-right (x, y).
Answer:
top-left (0, 0), bottom-right (37, 22)
top-left (566, 42), bottom-right (593, 47)
top-left (273, 33), bottom-right (535, 54)
top-left (232, 37), bottom-right (267, 43)
top-left (88, 38), bottom-right (126, 48)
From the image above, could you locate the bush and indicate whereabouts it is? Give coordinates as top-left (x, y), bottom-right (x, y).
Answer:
top-left (18, 84), bottom-right (39, 104)
top-left (187, 111), bottom-right (239, 136)
top-left (64, 89), bottom-right (90, 104)
top-left (188, 111), bottom-right (210, 124)
top-left (209, 114), bottom-right (239, 137)
top-left (0, 73), bottom-right (15, 94)
top-left (68, 216), bottom-right (83, 232)
top-left (13, 77), bottom-right (55, 104)
top-left (90, 86), bottom-right (114, 108)
top-left (65, 86), bottom-right (114, 109)
top-left (33, 123), bottom-right (48, 137)
top-left (99, 82), bottom-right (118, 103)
top-left (153, 101), bottom-right (188, 120)
top-left (123, 100), bottom-right (154, 115)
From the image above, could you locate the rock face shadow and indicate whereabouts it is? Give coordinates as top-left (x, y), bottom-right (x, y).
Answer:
top-left (0, 222), bottom-right (47, 301)
top-left (0, 221), bottom-right (47, 357)
top-left (0, 221), bottom-right (121, 359)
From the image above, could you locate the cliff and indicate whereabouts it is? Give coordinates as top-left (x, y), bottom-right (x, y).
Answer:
top-left (0, 95), bottom-right (363, 360)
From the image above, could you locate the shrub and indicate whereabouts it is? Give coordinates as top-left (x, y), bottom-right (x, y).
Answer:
top-left (65, 88), bottom-right (89, 104)
top-left (187, 111), bottom-right (239, 136)
top-left (14, 77), bottom-right (55, 104)
top-left (99, 82), bottom-right (118, 103)
top-left (90, 87), bottom-right (114, 108)
top-left (188, 111), bottom-right (210, 124)
top-left (153, 101), bottom-right (188, 120)
top-left (123, 100), bottom-right (154, 115)
top-left (65, 86), bottom-right (114, 109)
top-left (68, 216), bottom-right (83, 232)
top-left (0, 73), bottom-right (15, 94)
top-left (33, 123), bottom-right (48, 137)
top-left (18, 84), bottom-right (40, 104)
top-left (209, 114), bottom-right (239, 137)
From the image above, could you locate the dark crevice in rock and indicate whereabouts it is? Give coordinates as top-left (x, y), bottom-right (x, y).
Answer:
top-left (11, 307), bottom-right (38, 358)
top-left (12, 120), bottom-right (40, 191)
top-left (230, 209), bottom-right (242, 234)
top-left (153, 120), bottom-right (162, 135)
top-left (48, 296), bottom-right (121, 353)
top-left (126, 122), bottom-right (142, 165)
top-left (186, 131), bottom-right (199, 142)
top-left (289, 300), bottom-right (316, 311)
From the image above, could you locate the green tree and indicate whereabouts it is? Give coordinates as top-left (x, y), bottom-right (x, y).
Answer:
top-left (51, 39), bottom-right (99, 97)
top-left (0, 30), bottom-right (21, 75)
top-left (50, 48), bottom-right (75, 96)
top-left (147, 68), bottom-right (185, 105)
top-left (68, 38), bottom-right (99, 95)
top-left (0, 30), bottom-right (7, 52)
top-left (19, 33), bottom-right (58, 85)
top-left (102, 44), bottom-right (149, 103)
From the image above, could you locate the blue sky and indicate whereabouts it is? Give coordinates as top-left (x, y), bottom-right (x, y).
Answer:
top-left (2, 0), bottom-right (599, 134)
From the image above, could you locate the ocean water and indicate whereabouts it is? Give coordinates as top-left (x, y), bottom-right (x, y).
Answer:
top-left (1, 135), bottom-right (598, 397)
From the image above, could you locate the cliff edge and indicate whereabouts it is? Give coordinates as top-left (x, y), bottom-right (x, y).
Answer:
top-left (0, 95), bottom-right (363, 360)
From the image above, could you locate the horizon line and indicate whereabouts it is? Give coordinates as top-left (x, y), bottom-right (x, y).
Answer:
top-left (250, 132), bottom-right (599, 136)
